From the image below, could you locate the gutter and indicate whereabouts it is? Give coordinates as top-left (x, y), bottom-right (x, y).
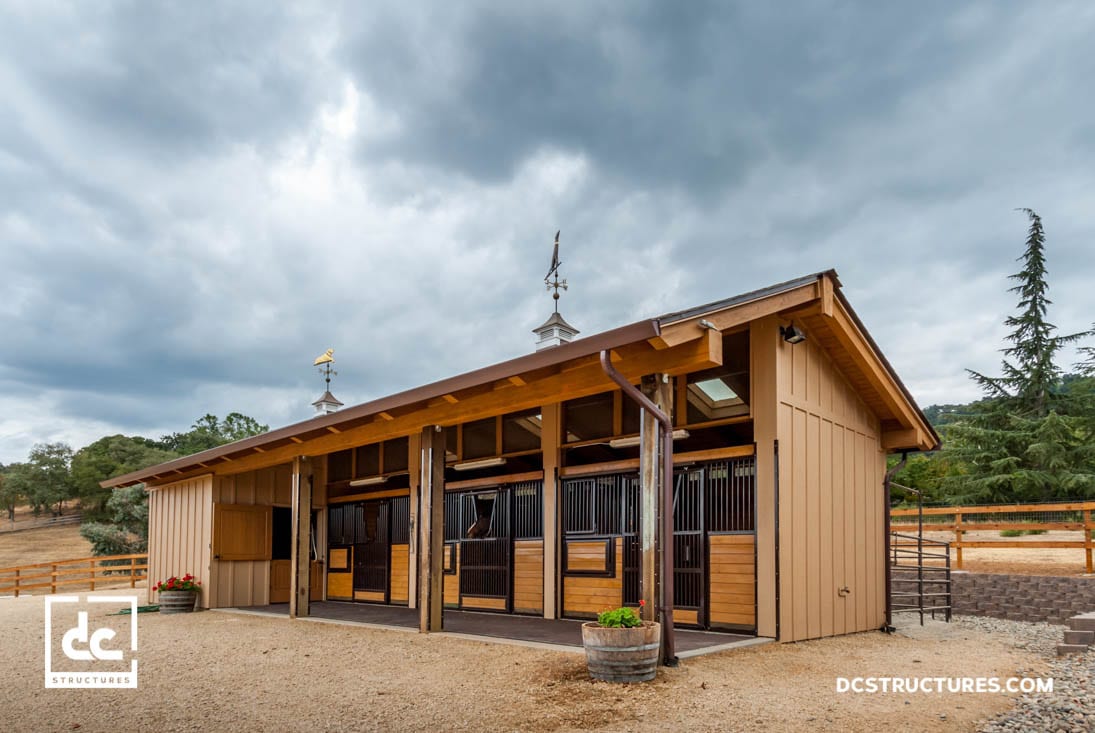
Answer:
top-left (599, 350), bottom-right (678, 667)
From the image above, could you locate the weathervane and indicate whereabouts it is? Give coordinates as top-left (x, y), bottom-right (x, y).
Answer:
top-left (314, 348), bottom-right (337, 390)
top-left (544, 230), bottom-right (568, 313)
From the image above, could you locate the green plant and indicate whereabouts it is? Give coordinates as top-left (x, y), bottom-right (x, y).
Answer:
top-left (1024, 529), bottom-right (1047, 535)
top-left (597, 600), bottom-right (644, 628)
top-left (153, 573), bottom-right (201, 593)
top-left (999, 529), bottom-right (1023, 537)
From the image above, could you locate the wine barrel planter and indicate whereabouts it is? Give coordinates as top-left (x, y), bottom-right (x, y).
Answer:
top-left (158, 590), bottom-right (198, 614)
top-left (581, 621), bottom-right (661, 683)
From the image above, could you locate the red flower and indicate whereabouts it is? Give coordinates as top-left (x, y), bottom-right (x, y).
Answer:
top-left (639, 599), bottom-right (645, 607)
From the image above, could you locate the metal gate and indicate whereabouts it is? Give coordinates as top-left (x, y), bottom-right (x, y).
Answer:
top-left (673, 469), bottom-right (706, 624)
top-left (458, 490), bottom-right (512, 607)
top-left (352, 501), bottom-right (390, 601)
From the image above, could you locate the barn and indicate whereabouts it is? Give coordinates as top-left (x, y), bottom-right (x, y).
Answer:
top-left (104, 270), bottom-right (937, 658)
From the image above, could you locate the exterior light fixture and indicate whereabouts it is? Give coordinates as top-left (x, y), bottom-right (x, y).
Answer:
top-left (452, 456), bottom-right (507, 472)
top-left (609, 429), bottom-right (690, 449)
top-left (780, 324), bottom-right (807, 344)
top-left (349, 475), bottom-right (388, 487)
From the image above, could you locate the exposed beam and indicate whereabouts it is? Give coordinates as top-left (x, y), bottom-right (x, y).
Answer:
top-left (326, 426), bottom-right (341, 434)
top-left (508, 375), bottom-right (527, 387)
top-left (881, 428), bottom-right (923, 451)
top-left (651, 281), bottom-right (821, 349)
top-left (378, 412), bottom-right (395, 421)
top-left (442, 393), bottom-right (459, 404)
top-left (146, 334), bottom-right (722, 487)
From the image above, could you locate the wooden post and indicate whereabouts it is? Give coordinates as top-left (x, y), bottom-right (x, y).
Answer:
top-left (418, 425), bottom-right (445, 632)
top-left (130, 556), bottom-right (137, 588)
top-left (89, 559), bottom-right (95, 591)
top-left (638, 374), bottom-right (670, 621)
top-left (1084, 510), bottom-right (1093, 574)
top-left (541, 403), bottom-right (561, 619)
top-left (407, 431), bottom-right (421, 609)
top-left (289, 456), bottom-right (312, 618)
top-left (50, 564), bottom-right (57, 594)
top-left (954, 511), bottom-right (963, 570)
top-left (13, 568), bottom-right (19, 598)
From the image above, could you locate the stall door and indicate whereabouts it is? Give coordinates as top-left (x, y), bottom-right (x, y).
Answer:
top-left (352, 501), bottom-right (390, 603)
top-left (458, 490), bottom-right (512, 612)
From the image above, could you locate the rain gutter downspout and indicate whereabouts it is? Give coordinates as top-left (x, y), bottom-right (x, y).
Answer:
top-left (599, 350), bottom-right (678, 667)
top-left (882, 450), bottom-right (908, 633)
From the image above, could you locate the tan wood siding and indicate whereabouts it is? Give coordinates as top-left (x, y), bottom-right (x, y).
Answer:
top-left (147, 475), bottom-right (214, 608)
top-left (563, 538), bottom-right (623, 617)
top-left (708, 534), bottom-right (756, 627)
top-left (327, 560), bottom-right (353, 600)
top-left (270, 559), bottom-right (291, 603)
top-left (443, 544), bottom-right (460, 607)
top-left (354, 590), bottom-right (386, 602)
top-left (208, 464), bottom-right (293, 608)
top-left (461, 595), bottom-right (508, 611)
top-left (390, 544), bottom-right (409, 604)
top-left (513, 540), bottom-right (544, 614)
top-left (777, 332), bottom-right (886, 642)
top-left (212, 503), bottom-right (271, 561)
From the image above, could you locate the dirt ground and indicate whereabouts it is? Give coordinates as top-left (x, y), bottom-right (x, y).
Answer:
top-left (0, 589), bottom-right (1041, 733)
top-left (0, 523), bottom-right (92, 569)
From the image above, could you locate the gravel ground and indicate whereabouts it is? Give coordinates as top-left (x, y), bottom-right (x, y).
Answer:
top-left (949, 615), bottom-right (1094, 733)
top-left (0, 590), bottom-right (1066, 733)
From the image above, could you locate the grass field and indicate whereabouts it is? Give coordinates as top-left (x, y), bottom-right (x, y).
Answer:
top-left (0, 524), bottom-right (92, 570)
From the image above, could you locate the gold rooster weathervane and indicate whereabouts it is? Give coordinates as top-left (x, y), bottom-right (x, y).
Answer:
top-left (544, 230), bottom-right (567, 313)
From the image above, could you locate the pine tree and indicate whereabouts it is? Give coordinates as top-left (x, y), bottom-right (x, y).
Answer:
top-left (944, 210), bottom-right (1095, 502)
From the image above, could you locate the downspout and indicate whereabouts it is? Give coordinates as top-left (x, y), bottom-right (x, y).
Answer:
top-left (882, 450), bottom-right (908, 633)
top-left (599, 350), bottom-right (678, 667)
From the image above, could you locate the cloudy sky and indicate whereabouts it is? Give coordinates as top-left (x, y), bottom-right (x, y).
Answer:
top-left (1, 1), bottom-right (1093, 463)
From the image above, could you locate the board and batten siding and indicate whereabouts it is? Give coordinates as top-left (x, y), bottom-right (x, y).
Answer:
top-left (776, 324), bottom-right (886, 642)
top-left (209, 463), bottom-right (293, 608)
top-left (147, 474), bottom-right (214, 608)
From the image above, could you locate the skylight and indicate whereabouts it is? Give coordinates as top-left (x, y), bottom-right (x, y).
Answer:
top-left (694, 378), bottom-right (738, 404)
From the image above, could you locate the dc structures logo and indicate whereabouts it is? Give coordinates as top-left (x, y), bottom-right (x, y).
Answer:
top-left (44, 596), bottom-right (138, 688)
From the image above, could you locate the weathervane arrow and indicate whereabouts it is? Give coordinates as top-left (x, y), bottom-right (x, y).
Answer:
top-left (545, 230), bottom-right (561, 282)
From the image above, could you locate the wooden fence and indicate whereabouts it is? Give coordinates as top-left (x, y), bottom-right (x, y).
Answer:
top-left (0, 553), bottom-right (149, 597)
top-left (891, 501), bottom-right (1095, 573)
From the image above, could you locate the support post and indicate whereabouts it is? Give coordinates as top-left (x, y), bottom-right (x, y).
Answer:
top-left (289, 456), bottom-right (312, 618)
top-left (638, 375), bottom-right (670, 621)
top-left (407, 431), bottom-right (421, 609)
top-left (541, 403), bottom-right (561, 619)
top-left (418, 425), bottom-right (445, 632)
top-left (601, 351), bottom-right (677, 667)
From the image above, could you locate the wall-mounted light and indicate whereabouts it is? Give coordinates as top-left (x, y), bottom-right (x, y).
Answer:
top-left (698, 319), bottom-right (719, 331)
top-left (452, 456), bottom-right (507, 472)
top-left (608, 429), bottom-right (690, 449)
top-left (349, 475), bottom-right (388, 487)
top-left (780, 324), bottom-right (807, 344)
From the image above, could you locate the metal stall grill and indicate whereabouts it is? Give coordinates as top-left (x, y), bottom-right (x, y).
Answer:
top-left (673, 469), bottom-right (706, 621)
top-left (459, 490), bottom-right (512, 603)
top-left (353, 501), bottom-right (390, 600)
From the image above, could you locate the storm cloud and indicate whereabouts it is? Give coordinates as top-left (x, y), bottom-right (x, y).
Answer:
top-left (1, 1), bottom-right (1093, 461)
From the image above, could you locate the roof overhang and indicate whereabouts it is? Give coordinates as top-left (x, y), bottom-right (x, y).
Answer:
top-left (103, 269), bottom-right (938, 488)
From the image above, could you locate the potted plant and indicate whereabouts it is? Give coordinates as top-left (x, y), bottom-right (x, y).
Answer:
top-left (581, 600), bottom-right (661, 682)
top-left (153, 573), bottom-right (202, 614)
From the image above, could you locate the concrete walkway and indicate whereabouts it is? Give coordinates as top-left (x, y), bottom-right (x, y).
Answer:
top-left (227, 601), bottom-right (769, 657)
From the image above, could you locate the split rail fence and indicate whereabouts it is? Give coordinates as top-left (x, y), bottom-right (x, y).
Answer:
top-left (890, 501), bottom-right (1095, 573)
top-left (0, 553), bottom-right (149, 597)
